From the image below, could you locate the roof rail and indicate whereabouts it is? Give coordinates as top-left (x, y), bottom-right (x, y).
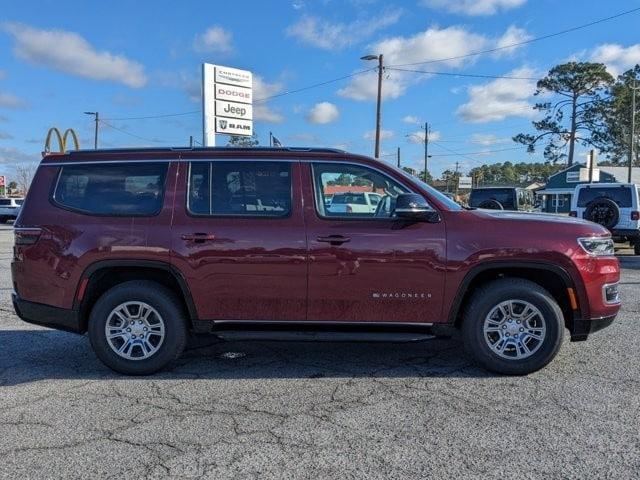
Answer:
top-left (65, 146), bottom-right (346, 155)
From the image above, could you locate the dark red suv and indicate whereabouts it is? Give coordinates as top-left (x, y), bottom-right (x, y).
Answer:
top-left (12, 147), bottom-right (621, 375)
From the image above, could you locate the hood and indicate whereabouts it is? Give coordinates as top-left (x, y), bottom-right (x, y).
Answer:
top-left (472, 209), bottom-right (610, 235)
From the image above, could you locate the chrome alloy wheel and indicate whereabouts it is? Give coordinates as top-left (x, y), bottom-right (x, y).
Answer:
top-left (105, 301), bottom-right (165, 360)
top-left (483, 300), bottom-right (546, 360)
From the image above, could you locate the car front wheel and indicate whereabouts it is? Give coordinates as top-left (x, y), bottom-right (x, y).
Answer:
top-left (462, 278), bottom-right (564, 375)
top-left (88, 280), bottom-right (188, 375)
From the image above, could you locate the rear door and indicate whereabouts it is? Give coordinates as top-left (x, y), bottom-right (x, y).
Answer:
top-left (302, 161), bottom-right (447, 324)
top-left (171, 158), bottom-right (307, 322)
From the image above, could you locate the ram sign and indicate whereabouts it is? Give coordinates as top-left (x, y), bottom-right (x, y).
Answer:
top-left (202, 63), bottom-right (253, 145)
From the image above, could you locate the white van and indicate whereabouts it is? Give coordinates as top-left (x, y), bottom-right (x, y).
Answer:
top-left (570, 183), bottom-right (639, 255)
top-left (0, 198), bottom-right (24, 223)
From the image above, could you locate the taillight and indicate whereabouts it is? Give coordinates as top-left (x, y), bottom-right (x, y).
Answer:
top-left (14, 227), bottom-right (42, 246)
top-left (346, 205), bottom-right (353, 213)
top-left (631, 211), bottom-right (639, 221)
top-left (569, 211), bottom-right (577, 217)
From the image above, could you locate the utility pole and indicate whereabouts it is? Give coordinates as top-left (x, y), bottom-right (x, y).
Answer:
top-left (189, 136), bottom-right (194, 148)
top-left (269, 131), bottom-right (273, 147)
top-left (454, 161), bottom-right (460, 195)
top-left (424, 122), bottom-right (429, 183)
top-left (397, 147), bottom-right (400, 168)
top-left (630, 78), bottom-right (637, 183)
top-left (588, 149), bottom-right (595, 183)
top-left (361, 54), bottom-right (383, 158)
top-left (83, 111), bottom-right (99, 149)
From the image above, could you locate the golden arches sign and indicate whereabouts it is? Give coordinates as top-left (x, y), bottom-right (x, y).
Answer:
top-left (44, 127), bottom-right (80, 153)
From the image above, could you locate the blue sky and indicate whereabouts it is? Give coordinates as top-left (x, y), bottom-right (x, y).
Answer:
top-left (1, 0), bottom-right (640, 179)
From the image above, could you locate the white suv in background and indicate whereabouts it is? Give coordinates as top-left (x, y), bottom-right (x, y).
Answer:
top-left (0, 198), bottom-right (24, 223)
top-left (570, 183), bottom-right (640, 255)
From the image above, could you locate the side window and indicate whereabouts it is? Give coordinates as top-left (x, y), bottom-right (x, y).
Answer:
top-left (53, 162), bottom-right (167, 216)
top-left (187, 161), bottom-right (291, 217)
top-left (312, 162), bottom-right (408, 218)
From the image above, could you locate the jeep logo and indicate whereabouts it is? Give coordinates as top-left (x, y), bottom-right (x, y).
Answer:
top-left (223, 104), bottom-right (247, 117)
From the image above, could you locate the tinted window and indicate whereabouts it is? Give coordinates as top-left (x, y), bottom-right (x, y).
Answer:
top-left (0, 199), bottom-right (11, 206)
top-left (313, 163), bottom-right (408, 218)
top-left (54, 163), bottom-right (167, 215)
top-left (188, 161), bottom-right (291, 217)
top-left (14, 199), bottom-right (23, 205)
top-left (469, 189), bottom-right (516, 209)
top-left (577, 186), bottom-right (633, 208)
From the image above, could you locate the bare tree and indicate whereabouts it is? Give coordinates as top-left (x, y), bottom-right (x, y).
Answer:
top-left (14, 163), bottom-right (38, 195)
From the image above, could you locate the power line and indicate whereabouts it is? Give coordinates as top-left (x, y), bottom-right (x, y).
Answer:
top-left (387, 7), bottom-right (640, 68)
top-left (430, 145), bottom-right (525, 157)
top-left (387, 67), bottom-right (537, 81)
top-left (101, 68), bottom-right (375, 122)
top-left (99, 120), bottom-right (177, 144)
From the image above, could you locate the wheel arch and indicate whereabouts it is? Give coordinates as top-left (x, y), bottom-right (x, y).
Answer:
top-left (449, 261), bottom-right (581, 330)
top-left (75, 260), bottom-right (198, 333)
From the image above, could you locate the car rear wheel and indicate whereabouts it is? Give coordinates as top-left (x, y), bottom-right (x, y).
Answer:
top-left (462, 278), bottom-right (564, 375)
top-left (584, 197), bottom-right (620, 230)
top-left (478, 199), bottom-right (504, 210)
top-left (88, 280), bottom-right (187, 375)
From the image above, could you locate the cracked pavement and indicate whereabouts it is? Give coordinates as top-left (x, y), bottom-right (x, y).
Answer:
top-left (1, 225), bottom-right (639, 479)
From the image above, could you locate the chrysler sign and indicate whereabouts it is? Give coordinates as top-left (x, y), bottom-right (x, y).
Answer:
top-left (202, 63), bottom-right (253, 145)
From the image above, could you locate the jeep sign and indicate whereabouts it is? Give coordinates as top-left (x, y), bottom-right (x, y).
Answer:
top-left (216, 100), bottom-right (253, 120)
top-left (202, 63), bottom-right (253, 145)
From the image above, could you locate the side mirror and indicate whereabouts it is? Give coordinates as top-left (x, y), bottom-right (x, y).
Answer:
top-left (393, 193), bottom-right (441, 223)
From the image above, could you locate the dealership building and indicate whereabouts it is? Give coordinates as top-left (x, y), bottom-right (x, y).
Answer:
top-left (536, 164), bottom-right (640, 213)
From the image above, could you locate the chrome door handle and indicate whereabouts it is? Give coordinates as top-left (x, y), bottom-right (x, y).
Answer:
top-left (316, 235), bottom-right (351, 245)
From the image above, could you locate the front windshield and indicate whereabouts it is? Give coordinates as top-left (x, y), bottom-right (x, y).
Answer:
top-left (390, 165), bottom-right (463, 211)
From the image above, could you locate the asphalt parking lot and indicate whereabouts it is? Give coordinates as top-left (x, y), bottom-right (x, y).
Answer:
top-left (0, 224), bottom-right (639, 479)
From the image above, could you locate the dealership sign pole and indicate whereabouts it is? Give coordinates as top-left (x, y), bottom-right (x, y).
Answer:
top-left (202, 63), bottom-right (253, 146)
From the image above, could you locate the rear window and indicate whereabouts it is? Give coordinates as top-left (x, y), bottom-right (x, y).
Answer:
top-left (469, 189), bottom-right (516, 209)
top-left (14, 199), bottom-right (23, 205)
top-left (577, 186), bottom-right (632, 208)
top-left (0, 199), bottom-right (11, 206)
top-left (188, 161), bottom-right (291, 217)
top-left (331, 193), bottom-right (367, 205)
top-left (53, 163), bottom-right (167, 216)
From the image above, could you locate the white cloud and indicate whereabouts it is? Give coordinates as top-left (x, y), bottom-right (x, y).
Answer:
top-left (0, 146), bottom-right (39, 164)
top-left (421, 0), bottom-right (526, 16)
top-left (589, 43), bottom-right (640, 77)
top-left (403, 115), bottom-right (420, 124)
top-left (193, 26), bottom-right (234, 54)
top-left (0, 131), bottom-right (12, 139)
top-left (254, 76), bottom-right (285, 123)
top-left (407, 130), bottom-right (441, 144)
top-left (363, 129), bottom-right (394, 140)
top-left (494, 26), bottom-right (531, 57)
top-left (0, 91), bottom-right (27, 109)
top-left (306, 102), bottom-right (340, 124)
top-left (286, 10), bottom-right (402, 50)
top-left (338, 25), bottom-right (521, 101)
top-left (3, 23), bottom-right (147, 88)
top-left (456, 66), bottom-right (537, 123)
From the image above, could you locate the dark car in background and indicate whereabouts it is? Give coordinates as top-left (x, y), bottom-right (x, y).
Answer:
top-left (469, 187), bottom-right (537, 211)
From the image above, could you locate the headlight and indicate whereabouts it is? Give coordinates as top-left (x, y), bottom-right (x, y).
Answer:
top-left (578, 237), bottom-right (614, 256)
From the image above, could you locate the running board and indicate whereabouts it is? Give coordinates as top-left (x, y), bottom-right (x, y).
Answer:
top-left (215, 330), bottom-right (436, 343)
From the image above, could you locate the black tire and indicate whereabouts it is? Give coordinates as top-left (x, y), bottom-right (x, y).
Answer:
top-left (584, 197), bottom-right (620, 230)
top-left (462, 278), bottom-right (564, 375)
top-left (88, 280), bottom-right (188, 375)
top-left (634, 241), bottom-right (640, 256)
top-left (478, 199), bottom-right (504, 210)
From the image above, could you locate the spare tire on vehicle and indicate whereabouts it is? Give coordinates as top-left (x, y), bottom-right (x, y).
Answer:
top-left (478, 199), bottom-right (504, 210)
top-left (583, 197), bottom-right (620, 230)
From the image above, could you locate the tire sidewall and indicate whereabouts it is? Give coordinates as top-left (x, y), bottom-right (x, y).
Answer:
top-left (463, 283), bottom-right (564, 375)
top-left (88, 282), bottom-right (186, 375)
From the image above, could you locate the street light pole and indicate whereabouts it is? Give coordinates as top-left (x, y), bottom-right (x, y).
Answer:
top-left (361, 54), bottom-right (383, 158)
top-left (84, 111), bottom-right (99, 149)
top-left (630, 78), bottom-right (637, 183)
top-left (424, 122), bottom-right (429, 183)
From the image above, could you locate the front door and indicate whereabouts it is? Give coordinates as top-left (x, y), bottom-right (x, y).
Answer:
top-left (171, 159), bottom-right (307, 321)
top-left (302, 161), bottom-right (447, 324)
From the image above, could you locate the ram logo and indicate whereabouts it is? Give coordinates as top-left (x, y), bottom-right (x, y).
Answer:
top-left (218, 119), bottom-right (228, 129)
